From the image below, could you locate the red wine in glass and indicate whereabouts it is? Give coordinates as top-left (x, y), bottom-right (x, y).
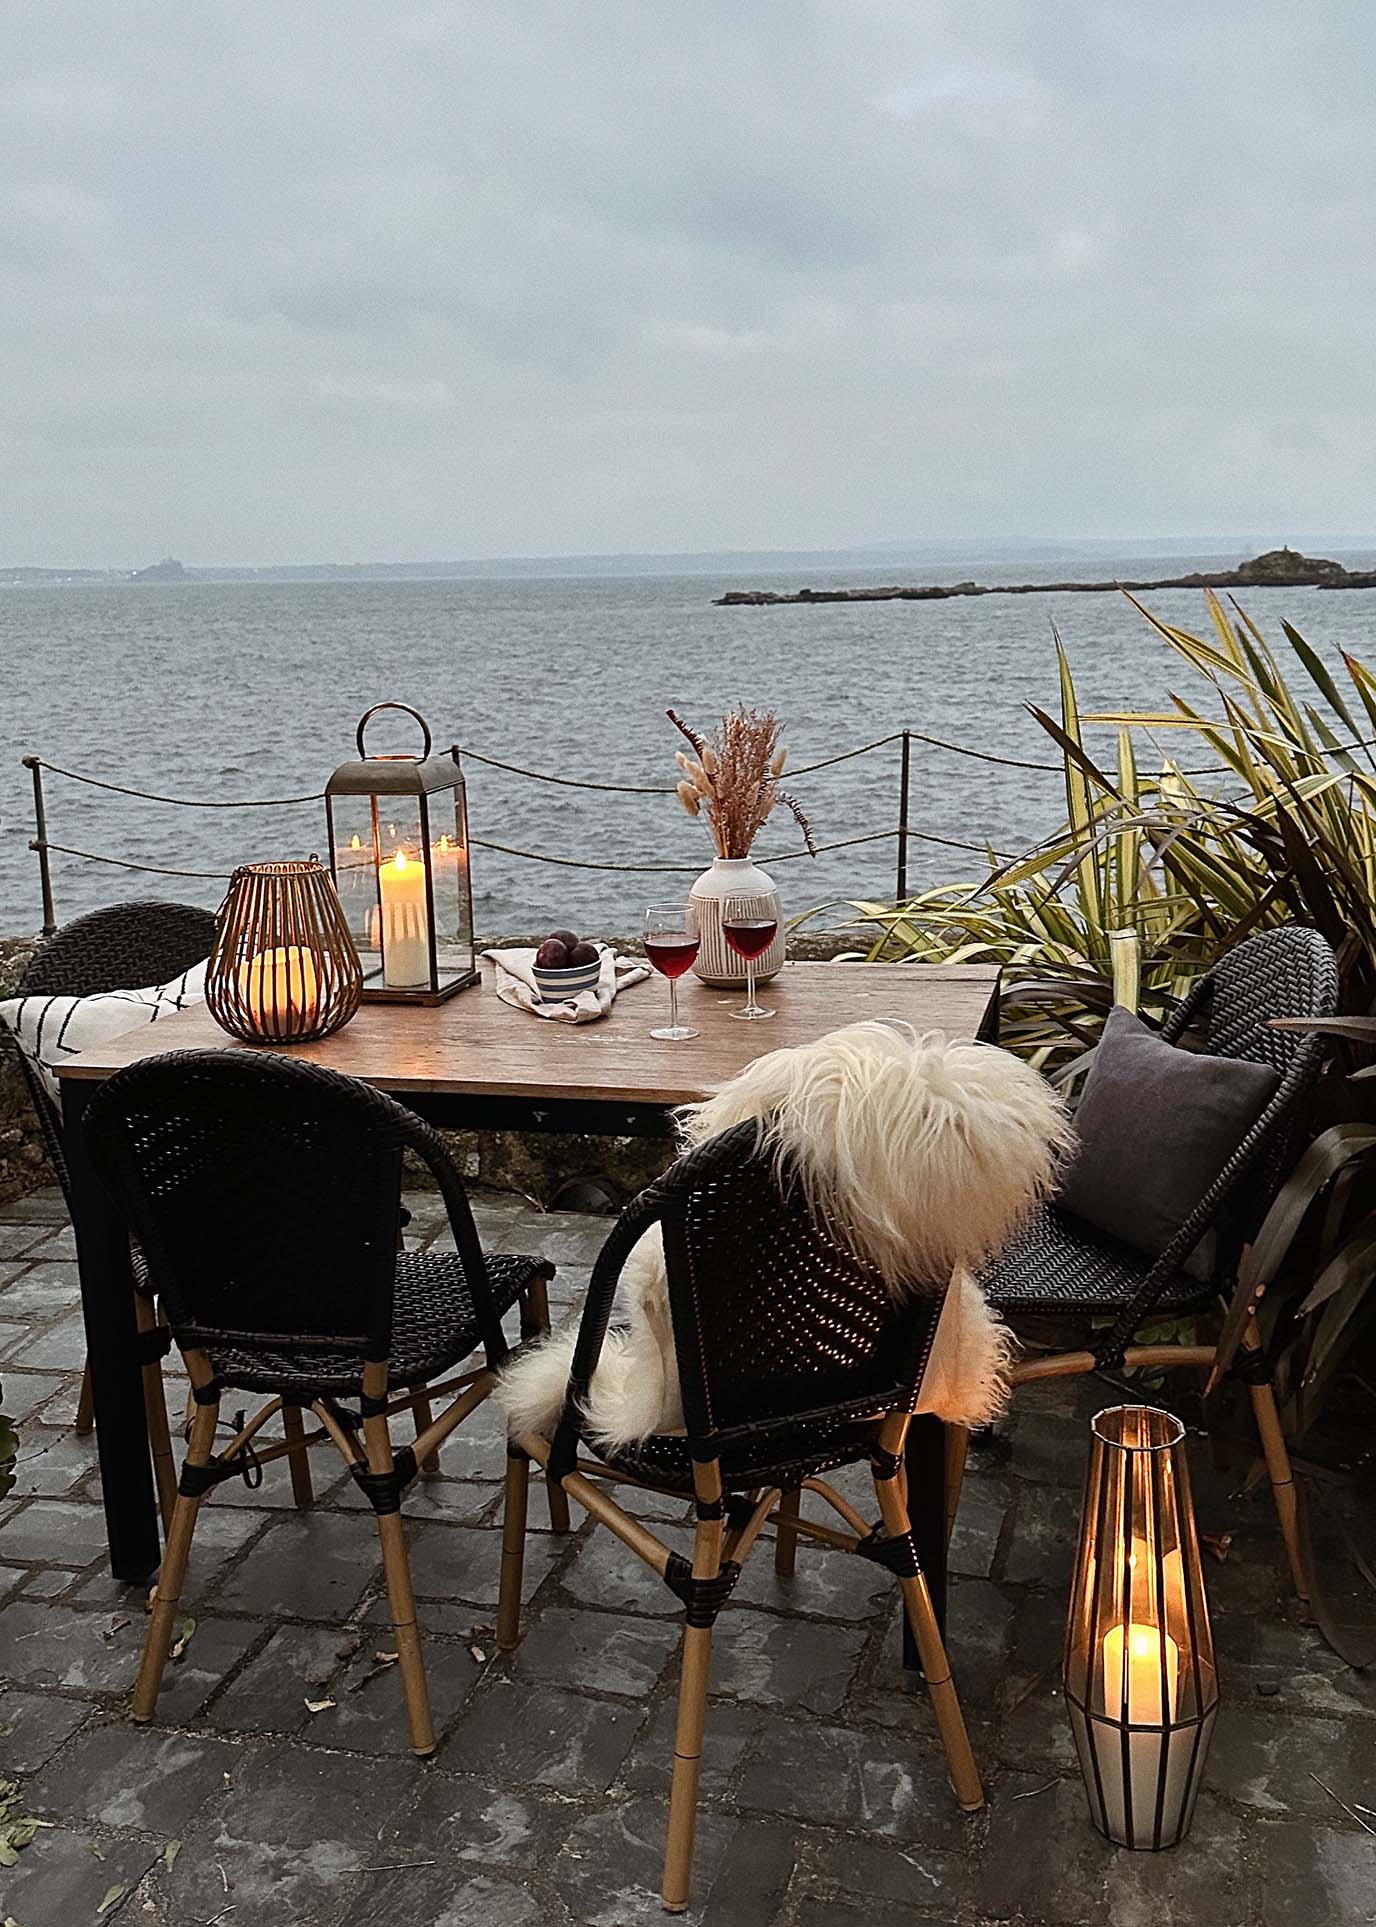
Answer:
top-left (644, 902), bottom-right (701, 1040)
top-left (722, 894), bottom-right (776, 1020)
top-left (721, 916), bottom-right (777, 961)
top-left (644, 932), bottom-right (700, 977)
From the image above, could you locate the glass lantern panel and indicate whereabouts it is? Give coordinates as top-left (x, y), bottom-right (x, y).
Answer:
top-left (329, 794), bottom-right (384, 970)
top-left (428, 789), bottom-right (475, 988)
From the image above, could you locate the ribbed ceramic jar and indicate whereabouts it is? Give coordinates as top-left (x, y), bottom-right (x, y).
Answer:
top-left (689, 855), bottom-right (785, 986)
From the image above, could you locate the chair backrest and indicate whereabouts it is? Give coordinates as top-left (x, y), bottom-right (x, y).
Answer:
top-left (1162, 924), bottom-right (1340, 1227)
top-left (655, 1123), bottom-right (944, 1448)
top-left (1182, 926), bottom-right (1339, 1075)
top-left (17, 900), bottom-right (218, 1001)
top-left (14, 900), bottom-right (218, 1204)
top-left (81, 1048), bottom-right (497, 1365)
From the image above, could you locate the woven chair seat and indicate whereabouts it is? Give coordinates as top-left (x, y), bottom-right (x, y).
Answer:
top-left (592, 1408), bottom-right (891, 1496)
top-left (981, 1204), bottom-right (1212, 1317)
top-left (202, 1250), bottom-right (552, 1400)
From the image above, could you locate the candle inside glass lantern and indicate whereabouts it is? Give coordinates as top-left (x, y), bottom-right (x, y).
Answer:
top-left (378, 847), bottom-right (429, 987)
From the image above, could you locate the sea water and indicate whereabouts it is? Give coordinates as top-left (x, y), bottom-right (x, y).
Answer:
top-left (2, 560), bottom-right (1374, 937)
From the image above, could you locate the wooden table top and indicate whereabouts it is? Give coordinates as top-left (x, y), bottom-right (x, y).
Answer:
top-left (55, 960), bottom-right (1000, 1108)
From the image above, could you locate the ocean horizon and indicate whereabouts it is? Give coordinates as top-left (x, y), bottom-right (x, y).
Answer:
top-left (4, 551), bottom-right (1375, 940)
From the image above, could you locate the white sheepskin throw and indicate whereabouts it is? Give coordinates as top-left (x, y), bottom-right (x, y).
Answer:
top-left (497, 1020), bottom-right (1072, 1450)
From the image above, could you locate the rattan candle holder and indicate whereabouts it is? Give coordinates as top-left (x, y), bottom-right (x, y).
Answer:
top-left (206, 859), bottom-right (363, 1044)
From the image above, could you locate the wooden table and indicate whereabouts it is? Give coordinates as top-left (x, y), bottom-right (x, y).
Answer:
top-left (58, 959), bottom-right (1000, 1594)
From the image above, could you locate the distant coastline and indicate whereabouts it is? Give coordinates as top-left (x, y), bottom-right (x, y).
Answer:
top-left (715, 547), bottom-right (1376, 606)
top-left (7, 538), bottom-right (1376, 590)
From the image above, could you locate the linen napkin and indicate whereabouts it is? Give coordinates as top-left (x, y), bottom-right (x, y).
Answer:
top-left (484, 944), bottom-right (652, 1024)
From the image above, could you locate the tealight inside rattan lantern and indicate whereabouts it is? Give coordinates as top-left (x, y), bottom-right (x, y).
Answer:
top-left (1065, 1405), bottom-right (1218, 1849)
top-left (325, 703), bottom-right (478, 1005)
top-left (206, 859), bottom-right (362, 1044)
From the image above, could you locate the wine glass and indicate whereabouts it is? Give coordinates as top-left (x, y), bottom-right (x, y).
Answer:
top-left (644, 901), bottom-right (701, 1041)
top-left (722, 892), bottom-right (777, 1021)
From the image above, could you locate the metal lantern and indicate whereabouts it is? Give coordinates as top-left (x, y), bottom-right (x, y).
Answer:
top-left (1065, 1405), bottom-right (1218, 1849)
top-left (324, 703), bottom-right (479, 1005)
top-left (206, 859), bottom-right (362, 1044)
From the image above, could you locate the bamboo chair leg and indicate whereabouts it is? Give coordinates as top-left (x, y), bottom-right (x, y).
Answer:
top-left (662, 1506), bottom-right (723, 1914)
top-left (1241, 1325), bottom-right (1308, 1602)
top-left (362, 1367), bottom-right (435, 1757)
top-left (874, 1470), bottom-right (983, 1812)
top-left (133, 1382), bottom-right (218, 1721)
top-left (544, 1469), bottom-right (571, 1534)
top-left (774, 1485), bottom-right (800, 1577)
top-left (282, 1403), bottom-right (313, 1507)
top-left (375, 1507), bottom-right (434, 1755)
top-left (135, 1294), bottom-right (177, 1533)
top-left (412, 1393), bottom-right (441, 1478)
top-left (662, 1622), bottom-right (713, 1913)
top-left (497, 1448), bottom-right (530, 1651)
top-left (944, 1424), bottom-right (970, 1551)
top-left (75, 1364), bottom-right (95, 1435)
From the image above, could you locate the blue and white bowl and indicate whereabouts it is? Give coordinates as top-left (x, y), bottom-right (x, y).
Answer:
top-left (532, 955), bottom-right (602, 1003)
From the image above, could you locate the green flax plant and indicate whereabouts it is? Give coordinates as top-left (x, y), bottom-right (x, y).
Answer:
top-left (847, 591), bottom-right (1376, 1061)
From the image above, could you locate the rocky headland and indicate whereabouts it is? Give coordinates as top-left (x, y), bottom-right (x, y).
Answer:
top-left (716, 546), bottom-right (1376, 606)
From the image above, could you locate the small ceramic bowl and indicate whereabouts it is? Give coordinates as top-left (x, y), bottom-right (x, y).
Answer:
top-left (532, 955), bottom-right (602, 1003)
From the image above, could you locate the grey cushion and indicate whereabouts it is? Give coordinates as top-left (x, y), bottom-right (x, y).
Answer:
top-left (1058, 1004), bottom-right (1279, 1283)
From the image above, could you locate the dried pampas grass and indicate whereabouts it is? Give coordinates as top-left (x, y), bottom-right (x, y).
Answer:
top-left (667, 705), bottom-right (816, 860)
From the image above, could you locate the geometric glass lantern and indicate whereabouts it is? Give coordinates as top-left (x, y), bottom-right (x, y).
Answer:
top-left (324, 702), bottom-right (479, 1005)
top-left (205, 858), bottom-right (362, 1044)
top-left (1064, 1405), bottom-right (1218, 1849)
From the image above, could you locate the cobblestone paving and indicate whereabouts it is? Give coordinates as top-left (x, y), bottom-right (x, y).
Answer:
top-left (0, 1184), bottom-right (1373, 1926)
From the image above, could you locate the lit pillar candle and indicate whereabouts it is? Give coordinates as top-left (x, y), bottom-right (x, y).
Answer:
top-left (237, 946), bottom-right (319, 1032)
top-left (378, 847), bottom-right (430, 987)
top-left (1099, 1621), bottom-right (1180, 1841)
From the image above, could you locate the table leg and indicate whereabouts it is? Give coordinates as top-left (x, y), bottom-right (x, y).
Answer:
top-left (902, 1414), bottom-right (948, 1674)
top-left (61, 1081), bottom-right (162, 1585)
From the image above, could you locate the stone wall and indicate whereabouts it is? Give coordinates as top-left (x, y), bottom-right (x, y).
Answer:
top-left (0, 937), bottom-right (50, 1204)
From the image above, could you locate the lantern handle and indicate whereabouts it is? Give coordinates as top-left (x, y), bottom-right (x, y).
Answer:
top-left (356, 702), bottom-right (433, 761)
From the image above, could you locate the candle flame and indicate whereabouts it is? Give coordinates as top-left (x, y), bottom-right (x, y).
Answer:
top-left (392, 848), bottom-right (409, 872)
top-left (438, 833), bottom-right (451, 854)
top-left (349, 833), bottom-right (361, 851)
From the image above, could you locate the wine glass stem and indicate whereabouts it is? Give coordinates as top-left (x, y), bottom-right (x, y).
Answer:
top-left (746, 958), bottom-right (756, 1012)
top-left (669, 975), bottom-right (679, 1033)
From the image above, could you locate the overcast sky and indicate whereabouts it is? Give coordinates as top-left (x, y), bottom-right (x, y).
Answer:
top-left (3, 2), bottom-right (1374, 567)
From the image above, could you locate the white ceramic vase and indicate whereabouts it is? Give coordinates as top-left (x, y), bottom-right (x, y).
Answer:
top-left (689, 855), bottom-right (785, 986)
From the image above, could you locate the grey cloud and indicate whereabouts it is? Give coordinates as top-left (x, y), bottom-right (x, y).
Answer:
top-left (1, 0), bottom-right (1374, 563)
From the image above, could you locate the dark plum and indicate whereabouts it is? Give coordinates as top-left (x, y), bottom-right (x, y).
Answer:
top-left (534, 938), bottom-right (570, 968)
top-left (548, 928), bottom-right (580, 951)
top-left (566, 940), bottom-right (600, 968)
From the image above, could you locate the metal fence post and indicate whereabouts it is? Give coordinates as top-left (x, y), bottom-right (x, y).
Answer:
top-left (895, 728), bottom-right (911, 901)
top-left (23, 756), bottom-right (57, 936)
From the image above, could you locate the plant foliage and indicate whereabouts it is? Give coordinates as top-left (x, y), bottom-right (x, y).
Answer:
top-left (835, 593), bottom-right (1376, 1435)
top-left (843, 592), bottom-right (1376, 1066)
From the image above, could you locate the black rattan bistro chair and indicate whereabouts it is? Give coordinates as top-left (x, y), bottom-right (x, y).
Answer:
top-left (502, 1122), bottom-right (980, 1915)
top-left (83, 1048), bottom-right (561, 1757)
top-left (964, 926), bottom-right (1340, 1598)
top-left (12, 900), bottom-right (217, 1520)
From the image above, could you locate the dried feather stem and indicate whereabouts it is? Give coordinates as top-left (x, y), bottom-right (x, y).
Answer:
top-left (665, 706), bottom-right (817, 860)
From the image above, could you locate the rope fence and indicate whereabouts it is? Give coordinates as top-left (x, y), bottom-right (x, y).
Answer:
top-left (21, 710), bottom-right (1376, 933)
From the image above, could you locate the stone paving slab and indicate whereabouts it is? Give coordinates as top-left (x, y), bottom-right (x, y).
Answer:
top-left (0, 1183), bottom-right (1372, 1926)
